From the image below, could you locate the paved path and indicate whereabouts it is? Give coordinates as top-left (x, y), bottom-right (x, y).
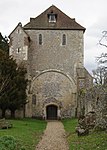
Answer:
top-left (36, 121), bottom-right (69, 150)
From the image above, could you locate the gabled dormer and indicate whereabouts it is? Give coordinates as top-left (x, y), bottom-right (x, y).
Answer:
top-left (47, 11), bottom-right (57, 23)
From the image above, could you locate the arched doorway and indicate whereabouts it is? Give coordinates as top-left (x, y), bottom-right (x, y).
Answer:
top-left (46, 105), bottom-right (58, 120)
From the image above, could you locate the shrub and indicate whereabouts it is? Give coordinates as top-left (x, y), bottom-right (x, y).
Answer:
top-left (0, 135), bottom-right (25, 150)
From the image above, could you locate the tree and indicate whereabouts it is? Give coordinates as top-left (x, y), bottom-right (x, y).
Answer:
top-left (0, 49), bottom-right (17, 117)
top-left (98, 31), bottom-right (107, 68)
top-left (0, 32), bottom-right (9, 53)
top-left (0, 49), bottom-right (27, 118)
top-left (92, 32), bottom-right (107, 85)
top-left (90, 32), bottom-right (107, 130)
top-left (92, 66), bottom-right (107, 85)
top-left (99, 31), bottom-right (107, 48)
top-left (8, 65), bottom-right (27, 118)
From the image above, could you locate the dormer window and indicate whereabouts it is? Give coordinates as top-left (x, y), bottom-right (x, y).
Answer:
top-left (49, 14), bottom-right (56, 22)
top-left (48, 12), bottom-right (57, 23)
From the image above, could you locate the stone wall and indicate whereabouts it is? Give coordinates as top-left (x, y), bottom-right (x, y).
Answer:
top-left (26, 30), bottom-right (84, 79)
top-left (76, 67), bottom-right (93, 117)
top-left (9, 24), bottom-right (93, 119)
top-left (77, 85), bottom-right (107, 130)
top-left (9, 23), bottom-right (29, 64)
top-left (0, 109), bottom-right (24, 119)
top-left (28, 71), bottom-right (76, 118)
top-left (24, 29), bottom-right (84, 118)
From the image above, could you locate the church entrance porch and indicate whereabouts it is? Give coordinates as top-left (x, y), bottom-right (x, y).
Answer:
top-left (46, 105), bottom-right (58, 120)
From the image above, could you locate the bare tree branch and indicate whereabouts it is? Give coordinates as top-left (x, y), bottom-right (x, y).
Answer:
top-left (99, 31), bottom-right (107, 48)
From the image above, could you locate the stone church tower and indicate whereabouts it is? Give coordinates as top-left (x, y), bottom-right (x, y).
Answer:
top-left (9, 5), bottom-right (92, 119)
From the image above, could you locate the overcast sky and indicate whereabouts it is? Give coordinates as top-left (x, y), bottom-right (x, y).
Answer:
top-left (1, 0), bottom-right (107, 74)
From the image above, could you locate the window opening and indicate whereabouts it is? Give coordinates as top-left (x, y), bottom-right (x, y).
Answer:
top-left (17, 47), bottom-right (21, 53)
top-left (62, 34), bottom-right (66, 45)
top-left (48, 12), bottom-right (57, 23)
top-left (49, 14), bottom-right (56, 22)
top-left (39, 34), bottom-right (42, 45)
top-left (32, 94), bottom-right (36, 105)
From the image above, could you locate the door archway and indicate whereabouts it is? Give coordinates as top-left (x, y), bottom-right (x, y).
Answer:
top-left (46, 105), bottom-right (58, 120)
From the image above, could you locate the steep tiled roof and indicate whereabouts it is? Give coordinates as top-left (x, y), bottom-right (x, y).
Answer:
top-left (24, 5), bottom-right (85, 32)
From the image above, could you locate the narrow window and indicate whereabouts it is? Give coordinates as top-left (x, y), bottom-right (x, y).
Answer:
top-left (39, 34), bottom-right (42, 45)
top-left (18, 48), bottom-right (20, 53)
top-left (62, 34), bottom-right (66, 45)
top-left (17, 47), bottom-right (21, 53)
top-left (32, 94), bottom-right (36, 105)
top-left (17, 29), bottom-right (21, 34)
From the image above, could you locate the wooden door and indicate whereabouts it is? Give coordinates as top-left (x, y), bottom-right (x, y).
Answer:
top-left (47, 105), bottom-right (57, 120)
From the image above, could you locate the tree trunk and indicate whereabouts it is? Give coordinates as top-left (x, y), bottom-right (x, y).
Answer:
top-left (2, 109), bottom-right (6, 118)
top-left (11, 110), bottom-right (15, 118)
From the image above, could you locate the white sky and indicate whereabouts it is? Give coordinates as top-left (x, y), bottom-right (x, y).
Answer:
top-left (1, 0), bottom-right (107, 74)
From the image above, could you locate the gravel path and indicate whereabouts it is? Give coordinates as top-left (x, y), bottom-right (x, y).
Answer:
top-left (36, 121), bottom-right (69, 150)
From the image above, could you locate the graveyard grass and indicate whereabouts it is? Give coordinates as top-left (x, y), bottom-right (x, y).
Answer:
top-left (0, 119), bottom-right (47, 150)
top-left (0, 118), bottom-right (107, 150)
top-left (62, 119), bottom-right (107, 150)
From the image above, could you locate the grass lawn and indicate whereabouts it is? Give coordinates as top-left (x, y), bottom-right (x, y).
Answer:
top-left (62, 119), bottom-right (107, 150)
top-left (0, 118), bottom-right (47, 150)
